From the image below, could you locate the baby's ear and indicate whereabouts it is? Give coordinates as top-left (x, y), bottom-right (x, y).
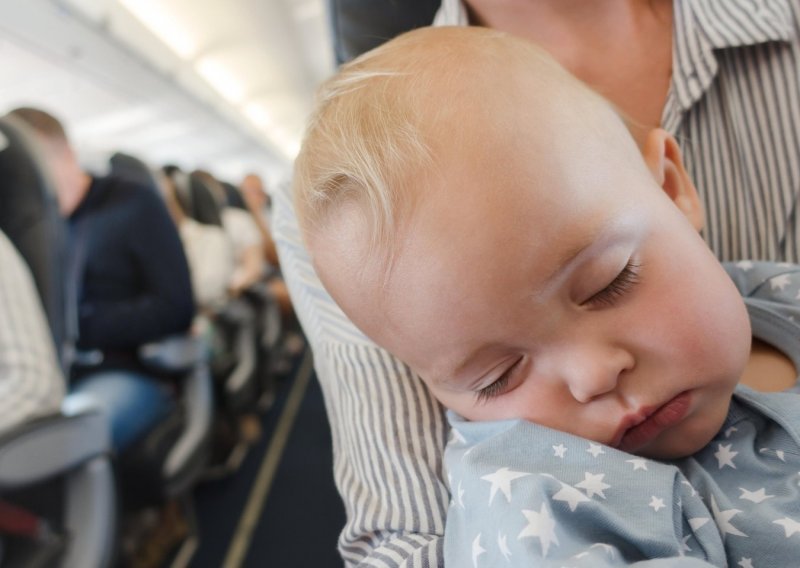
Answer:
top-left (642, 129), bottom-right (704, 231)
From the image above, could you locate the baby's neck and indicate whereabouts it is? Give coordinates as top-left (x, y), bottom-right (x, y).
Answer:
top-left (740, 338), bottom-right (797, 392)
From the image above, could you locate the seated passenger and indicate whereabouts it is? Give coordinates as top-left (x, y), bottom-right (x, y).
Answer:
top-left (159, 168), bottom-right (234, 312)
top-left (239, 173), bottom-right (295, 324)
top-left (193, 171), bottom-right (265, 297)
top-left (7, 107), bottom-right (195, 453)
top-left (0, 229), bottom-right (64, 435)
top-left (294, 28), bottom-right (800, 566)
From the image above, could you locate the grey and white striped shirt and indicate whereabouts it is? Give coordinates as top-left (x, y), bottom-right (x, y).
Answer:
top-left (273, 0), bottom-right (800, 565)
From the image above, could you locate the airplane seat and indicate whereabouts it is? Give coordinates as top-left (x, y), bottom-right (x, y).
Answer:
top-left (117, 334), bottom-right (213, 503)
top-left (178, 172), bottom-right (270, 477)
top-left (109, 151), bottom-right (160, 192)
top-left (218, 178), bottom-right (284, 401)
top-left (329, 0), bottom-right (441, 64)
top-left (188, 174), bottom-right (224, 227)
top-left (91, 153), bottom-right (215, 504)
top-left (0, 115), bottom-right (115, 568)
top-left (221, 180), bottom-right (247, 210)
top-left (187, 172), bottom-right (259, 410)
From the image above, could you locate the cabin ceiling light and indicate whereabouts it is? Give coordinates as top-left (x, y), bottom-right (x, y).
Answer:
top-left (195, 57), bottom-right (246, 104)
top-left (118, 0), bottom-right (197, 59)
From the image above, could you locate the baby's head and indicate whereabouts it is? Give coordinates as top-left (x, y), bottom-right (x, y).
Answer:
top-left (295, 27), bottom-right (751, 459)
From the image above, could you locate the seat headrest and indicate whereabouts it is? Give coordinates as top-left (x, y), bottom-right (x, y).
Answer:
top-left (188, 173), bottom-right (224, 227)
top-left (109, 152), bottom-right (160, 193)
top-left (0, 116), bottom-right (67, 354)
top-left (329, 0), bottom-right (442, 64)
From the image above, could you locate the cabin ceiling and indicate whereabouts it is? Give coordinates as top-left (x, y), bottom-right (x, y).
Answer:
top-left (0, 0), bottom-right (335, 185)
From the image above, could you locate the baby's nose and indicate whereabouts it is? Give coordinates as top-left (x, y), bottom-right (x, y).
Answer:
top-left (561, 343), bottom-right (634, 404)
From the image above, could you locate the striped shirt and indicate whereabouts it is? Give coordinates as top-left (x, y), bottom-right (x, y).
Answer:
top-left (273, 1), bottom-right (800, 565)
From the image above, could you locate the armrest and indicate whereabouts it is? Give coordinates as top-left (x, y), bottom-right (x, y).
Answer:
top-left (139, 334), bottom-right (205, 374)
top-left (0, 394), bottom-right (111, 490)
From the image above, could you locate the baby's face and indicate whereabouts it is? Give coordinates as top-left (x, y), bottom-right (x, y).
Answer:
top-left (311, 78), bottom-right (751, 462)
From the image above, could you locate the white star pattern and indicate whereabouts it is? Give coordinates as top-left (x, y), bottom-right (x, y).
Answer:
top-left (481, 468), bottom-right (530, 505)
top-left (626, 458), bottom-right (648, 471)
top-left (736, 260), bottom-right (754, 271)
top-left (472, 534), bottom-right (486, 567)
top-left (590, 543), bottom-right (616, 558)
top-left (518, 503), bottom-right (559, 557)
top-left (739, 487), bottom-right (774, 504)
top-left (498, 533), bottom-right (511, 561)
top-left (451, 428), bottom-right (467, 445)
top-left (710, 495), bottom-right (748, 538)
top-left (725, 426), bottom-right (738, 438)
top-left (587, 443), bottom-right (605, 458)
top-left (553, 444), bottom-right (567, 458)
top-left (552, 481), bottom-right (591, 512)
top-left (715, 443), bottom-right (738, 469)
top-left (759, 447), bottom-right (786, 461)
top-left (738, 558), bottom-right (753, 568)
top-left (648, 496), bottom-right (666, 512)
top-left (770, 273), bottom-right (792, 291)
top-left (457, 481), bottom-right (466, 509)
top-left (689, 517), bottom-right (710, 530)
top-left (682, 480), bottom-right (699, 497)
top-left (576, 472), bottom-right (611, 499)
top-left (681, 535), bottom-right (692, 553)
top-left (773, 517), bottom-right (800, 537)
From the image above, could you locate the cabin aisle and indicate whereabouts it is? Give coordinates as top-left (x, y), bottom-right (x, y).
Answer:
top-left (191, 348), bottom-right (345, 567)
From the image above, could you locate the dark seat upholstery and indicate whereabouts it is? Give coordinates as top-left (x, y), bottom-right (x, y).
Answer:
top-left (329, 0), bottom-right (441, 64)
top-left (188, 173), bottom-right (224, 227)
top-left (0, 116), bottom-right (66, 355)
top-left (109, 151), bottom-right (160, 192)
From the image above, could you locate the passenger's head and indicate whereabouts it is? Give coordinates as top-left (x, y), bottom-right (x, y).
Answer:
top-left (6, 106), bottom-right (88, 215)
top-left (240, 173), bottom-right (271, 210)
top-left (295, 27), bottom-right (751, 459)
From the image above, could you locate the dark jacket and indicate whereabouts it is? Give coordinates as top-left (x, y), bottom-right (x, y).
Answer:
top-left (69, 175), bottom-right (194, 377)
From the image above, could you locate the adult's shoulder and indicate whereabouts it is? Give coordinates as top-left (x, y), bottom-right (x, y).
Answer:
top-left (90, 174), bottom-right (167, 214)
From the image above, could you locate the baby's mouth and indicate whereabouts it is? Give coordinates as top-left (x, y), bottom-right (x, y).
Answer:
top-left (611, 391), bottom-right (692, 453)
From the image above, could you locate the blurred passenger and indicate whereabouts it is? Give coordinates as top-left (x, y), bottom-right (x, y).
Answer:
top-left (240, 173), bottom-right (277, 265)
top-left (0, 229), bottom-right (64, 434)
top-left (7, 107), bottom-right (195, 453)
top-left (239, 174), bottom-right (294, 321)
top-left (159, 169), bottom-right (234, 311)
top-left (194, 170), bottom-right (264, 297)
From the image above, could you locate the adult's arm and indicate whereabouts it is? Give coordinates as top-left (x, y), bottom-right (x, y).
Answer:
top-left (0, 230), bottom-right (64, 434)
top-left (273, 182), bottom-right (449, 567)
top-left (79, 189), bottom-right (195, 348)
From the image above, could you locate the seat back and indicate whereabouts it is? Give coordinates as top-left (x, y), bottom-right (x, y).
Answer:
top-left (109, 151), bottom-right (160, 193)
top-left (329, 0), bottom-right (441, 64)
top-left (0, 116), bottom-right (67, 361)
top-left (221, 181), bottom-right (247, 210)
top-left (189, 172), bottom-right (224, 227)
top-left (0, 116), bottom-right (116, 568)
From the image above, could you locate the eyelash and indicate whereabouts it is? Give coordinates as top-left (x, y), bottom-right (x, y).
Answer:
top-left (473, 261), bottom-right (641, 404)
top-left (584, 260), bottom-right (641, 307)
top-left (476, 357), bottom-right (523, 404)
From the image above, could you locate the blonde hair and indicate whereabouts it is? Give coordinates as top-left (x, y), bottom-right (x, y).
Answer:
top-left (294, 26), bottom-right (625, 257)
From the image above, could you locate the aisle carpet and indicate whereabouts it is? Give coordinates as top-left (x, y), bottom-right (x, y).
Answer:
top-left (191, 350), bottom-right (345, 567)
